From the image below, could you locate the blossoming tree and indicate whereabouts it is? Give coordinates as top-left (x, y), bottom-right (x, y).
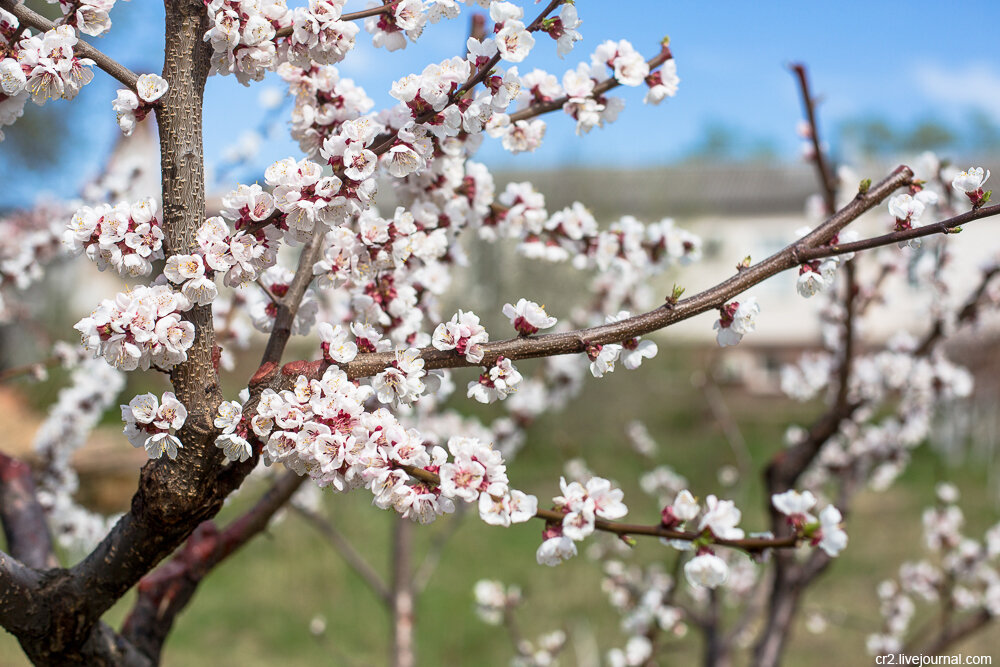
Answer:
top-left (0, 1), bottom-right (998, 665)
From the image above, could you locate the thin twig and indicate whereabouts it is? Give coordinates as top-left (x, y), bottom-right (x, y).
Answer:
top-left (291, 505), bottom-right (391, 605)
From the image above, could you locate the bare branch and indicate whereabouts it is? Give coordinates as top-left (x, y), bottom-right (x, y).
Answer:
top-left (413, 503), bottom-right (469, 594)
top-left (906, 609), bottom-right (992, 656)
top-left (261, 231), bottom-right (326, 365)
top-left (292, 505), bottom-right (391, 605)
top-left (0, 0), bottom-right (140, 89)
top-left (790, 64), bottom-right (838, 213)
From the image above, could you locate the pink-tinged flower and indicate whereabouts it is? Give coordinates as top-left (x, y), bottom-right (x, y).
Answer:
top-left (536, 535), bottom-right (577, 566)
top-left (154, 392), bottom-right (187, 431)
top-left (432, 310), bottom-right (489, 363)
top-left (439, 454), bottom-right (486, 503)
top-left (508, 490), bottom-right (537, 524)
top-left (318, 322), bottom-right (358, 363)
top-left (684, 552), bottom-right (729, 589)
top-left (164, 254), bottom-right (206, 284)
top-left (815, 505), bottom-right (848, 556)
top-left (662, 489), bottom-right (700, 528)
top-left (467, 357), bottom-right (522, 404)
top-left (214, 400), bottom-right (243, 432)
top-left (714, 297), bottom-right (759, 347)
top-left (887, 193), bottom-right (925, 227)
top-left (502, 298), bottom-right (557, 335)
top-left (586, 476), bottom-right (627, 520)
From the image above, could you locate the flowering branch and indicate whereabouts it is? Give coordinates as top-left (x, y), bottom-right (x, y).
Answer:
top-left (397, 464), bottom-right (797, 554)
top-left (796, 203), bottom-right (1000, 262)
top-left (508, 45), bottom-right (674, 123)
top-left (0, 0), bottom-right (140, 89)
top-left (272, 3), bottom-right (394, 39)
top-left (308, 166), bottom-right (914, 380)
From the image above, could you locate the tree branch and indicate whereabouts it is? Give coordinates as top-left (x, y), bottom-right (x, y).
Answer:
top-left (790, 64), bottom-right (837, 214)
top-left (273, 4), bottom-right (393, 39)
top-left (122, 472), bottom-right (304, 662)
top-left (0, 452), bottom-right (59, 570)
top-left (396, 465), bottom-right (798, 554)
top-left (311, 166), bottom-right (916, 380)
top-left (508, 47), bottom-right (674, 124)
top-left (906, 609), bottom-right (992, 656)
top-left (291, 505), bottom-right (391, 605)
top-left (0, 0), bottom-right (140, 89)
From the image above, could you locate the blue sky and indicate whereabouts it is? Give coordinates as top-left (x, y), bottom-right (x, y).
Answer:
top-left (3, 0), bottom-right (999, 207)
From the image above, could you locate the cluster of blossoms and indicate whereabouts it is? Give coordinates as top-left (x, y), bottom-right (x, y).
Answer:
top-left (467, 356), bottom-right (522, 404)
top-left (217, 365), bottom-right (537, 526)
top-left (74, 284), bottom-right (195, 371)
top-left (195, 206), bottom-right (277, 289)
top-left (433, 310), bottom-right (489, 363)
top-left (867, 484), bottom-right (1000, 655)
top-left (64, 197), bottom-right (163, 277)
top-left (784, 331), bottom-right (975, 492)
top-left (121, 392), bottom-right (188, 460)
top-left (111, 73), bottom-right (169, 136)
top-left (372, 347), bottom-right (428, 406)
top-left (49, 0), bottom-right (117, 37)
top-left (713, 297), bottom-right (760, 347)
top-left (794, 227), bottom-right (859, 298)
top-left (657, 490), bottom-right (745, 589)
top-left (280, 63), bottom-right (373, 158)
top-left (536, 476), bottom-right (628, 566)
top-left (1, 19), bottom-right (94, 140)
top-left (480, 188), bottom-right (701, 274)
top-left (886, 184), bottom-right (939, 249)
top-left (204, 0), bottom-right (362, 85)
top-left (204, 0), bottom-right (290, 85)
top-left (364, 0), bottom-right (428, 52)
top-left (587, 311), bottom-right (658, 378)
top-left (316, 119), bottom-right (381, 211)
top-left (32, 354), bottom-right (123, 552)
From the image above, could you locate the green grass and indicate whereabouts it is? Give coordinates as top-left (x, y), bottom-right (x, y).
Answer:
top-left (2, 346), bottom-right (998, 666)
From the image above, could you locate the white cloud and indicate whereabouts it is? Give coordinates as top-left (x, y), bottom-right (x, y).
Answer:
top-left (913, 61), bottom-right (1000, 111)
